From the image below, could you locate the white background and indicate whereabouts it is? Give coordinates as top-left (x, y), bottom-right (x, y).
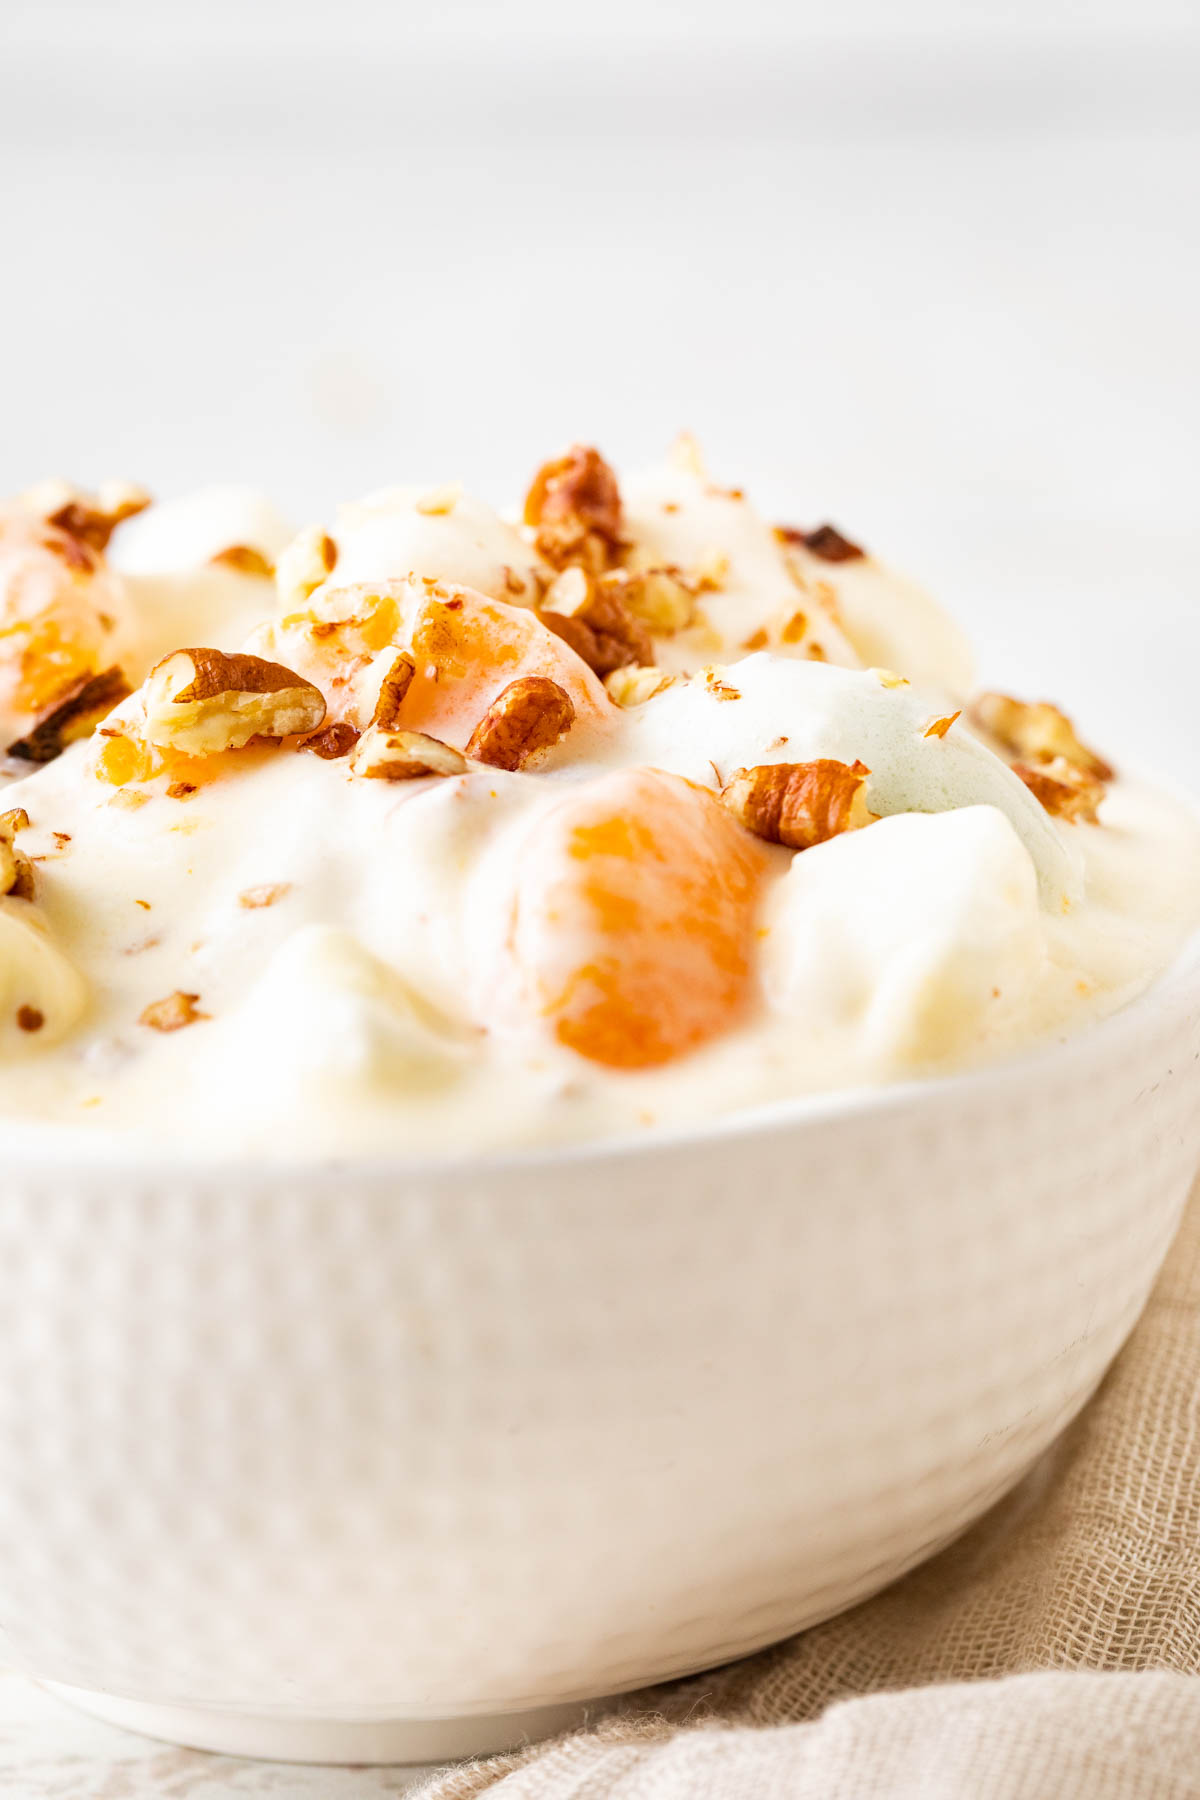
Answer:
top-left (2, 0), bottom-right (1199, 779)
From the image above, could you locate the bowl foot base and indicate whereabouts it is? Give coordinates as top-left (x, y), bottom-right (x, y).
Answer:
top-left (43, 1681), bottom-right (599, 1765)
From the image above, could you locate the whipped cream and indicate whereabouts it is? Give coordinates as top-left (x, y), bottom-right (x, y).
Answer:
top-left (1, 446), bottom-right (1196, 1159)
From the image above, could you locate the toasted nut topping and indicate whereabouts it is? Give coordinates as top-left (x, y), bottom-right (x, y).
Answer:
top-left (781, 610), bottom-right (809, 645)
top-left (7, 666), bottom-right (133, 763)
top-left (969, 692), bottom-right (1113, 782)
top-left (616, 566), bottom-right (696, 633)
top-left (540, 571), bottom-right (653, 678)
top-left (21, 479), bottom-right (151, 552)
top-left (1, 809), bottom-right (34, 901)
top-left (923, 710), bottom-right (962, 740)
top-left (689, 549), bottom-right (730, 593)
top-left (414, 482), bottom-right (462, 516)
top-left (350, 727), bottom-right (468, 781)
top-left (1014, 757), bottom-right (1105, 824)
top-left (722, 759), bottom-right (874, 850)
top-left (210, 544), bottom-right (274, 578)
top-left (144, 649), bottom-right (326, 755)
top-left (300, 721), bottom-right (360, 760)
top-left (466, 677), bottom-right (576, 771)
top-left (15, 1005), bottom-right (44, 1033)
top-left (604, 665), bottom-right (676, 707)
top-left (524, 445), bottom-right (623, 572)
top-left (703, 668), bottom-right (741, 702)
top-left (870, 668), bottom-right (910, 688)
top-left (371, 652), bottom-right (416, 730)
top-left (139, 991), bottom-right (208, 1032)
top-left (239, 882), bottom-right (292, 909)
top-left (667, 431), bottom-right (706, 476)
top-left (166, 781), bottom-right (197, 800)
top-left (776, 522), bottom-right (866, 563)
top-left (275, 525), bottom-right (338, 608)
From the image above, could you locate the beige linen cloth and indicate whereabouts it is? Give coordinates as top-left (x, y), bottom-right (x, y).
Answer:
top-left (422, 1180), bottom-right (1200, 1800)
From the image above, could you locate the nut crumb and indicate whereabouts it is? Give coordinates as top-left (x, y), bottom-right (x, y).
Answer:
top-left (604, 665), bottom-right (675, 707)
top-left (777, 522), bottom-right (865, 563)
top-left (300, 722), bottom-right (360, 760)
top-left (870, 668), bottom-right (910, 688)
top-left (703, 669), bottom-right (741, 703)
top-left (923, 711), bottom-right (962, 740)
top-left (239, 883), bottom-right (292, 909)
top-left (166, 781), bottom-right (197, 800)
top-left (350, 727), bottom-right (468, 781)
top-left (414, 483), bottom-right (462, 516)
top-left (466, 677), bottom-right (576, 771)
top-left (722, 759), bottom-right (874, 850)
top-left (139, 991), bottom-right (208, 1032)
top-left (16, 1006), bottom-right (44, 1033)
top-left (372, 653), bottom-right (417, 730)
top-left (0, 808), bottom-right (34, 901)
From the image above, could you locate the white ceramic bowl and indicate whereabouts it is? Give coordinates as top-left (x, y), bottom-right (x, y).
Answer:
top-left (2, 927), bottom-right (1199, 1764)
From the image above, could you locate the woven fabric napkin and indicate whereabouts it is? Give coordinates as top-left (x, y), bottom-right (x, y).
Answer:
top-left (421, 1178), bottom-right (1200, 1799)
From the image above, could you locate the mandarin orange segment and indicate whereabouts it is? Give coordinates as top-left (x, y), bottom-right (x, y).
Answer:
top-left (510, 768), bottom-right (768, 1069)
top-left (397, 587), bottom-right (611, 749)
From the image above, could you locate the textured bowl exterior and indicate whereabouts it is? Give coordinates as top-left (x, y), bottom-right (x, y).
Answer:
top-left (1, 933), bottom-right (1199, 1748)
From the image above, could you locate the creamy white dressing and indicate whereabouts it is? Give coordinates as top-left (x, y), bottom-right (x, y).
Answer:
top-left (1, 456), bottom-right (1197, 1159)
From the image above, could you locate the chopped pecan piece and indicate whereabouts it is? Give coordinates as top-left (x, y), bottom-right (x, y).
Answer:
top-left (608, 565), bottom-right (695, 634)
top-left (210, 544), bottom-right (274, 578)
top-left (300, 721), bottom-right (360, 760)
top-left (604, 665), bottom-right (675, 707)
top-left (1014, 757), bottom-right (1105, 824)
top-left (275, 525), bottom-right (338, 607)
top-left (139, 991), bottom-right (208, 1032)
top-left (7, 666), bottom-right (133, 763)
top-left (466, 677), bottom-right (576, 771)
top-left (540, 567), bottom-right (653, 677)
top-left (776, 522), bottom-right (865, 563)
top-left (524, 444), bottom-right (624, 572)
top-left (21, 479), bottom-right (151, 552)
top-left (350, 727), bottom-right (468, 781)
top-left (923, 710), bottom-right (962, 740)
top-left (969, 692), bottom-right (1113, 782)
top-left (144, 649), bottom-right (326, 754)
top-left (371, 653), bottom-right (416, 730)
top-left (722, 759), bottom-right (873, 850)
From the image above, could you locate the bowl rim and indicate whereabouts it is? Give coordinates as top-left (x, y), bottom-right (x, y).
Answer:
top-left (6, 914), bottom-right (1200, 1184)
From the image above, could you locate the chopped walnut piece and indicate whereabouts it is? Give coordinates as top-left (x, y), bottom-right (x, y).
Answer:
top-left (524, 444), bottom-right (623, 572)
top-left (144, 649), bottom-right (326, 755)
top-left (776, 522), bottom-right (866, 563)
top-left (15, 1005), bottom-right (44, 1033)
top-left (969, 692), bottom-right (1114, 782)
top-left (1014, 757), bottom-right (1105, 824)
top-left (239, 882), bottom-right (292, 909)
top-left (275, 525), bottom-right (338, 608)
top-left (540, 570), bottom-right (653, 678)
top-left (923, 710), bottom-right (962, 740)
top-left (300, 721), bottom-right (360, 760)
top-left (21, 479), bottom-right (151, 552)
top-left (371, 653), bottom-right (416, 730)
top-left (466, 677), bottom-right (576, 771)
top-left (139, 991), bottom-right (208, 1032)
top-left (0, 808), bottom-right (34, 900)
top-left (210, 544), bottom-right (274, 578)
top-left (604, 665), bottom-right (675, 707)
top-left (350, 726), bottom-right (468, 781)
top-left (722, 759), bottom-right (874, 850)
top-left (7, 666), bottom-right (133, 763)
